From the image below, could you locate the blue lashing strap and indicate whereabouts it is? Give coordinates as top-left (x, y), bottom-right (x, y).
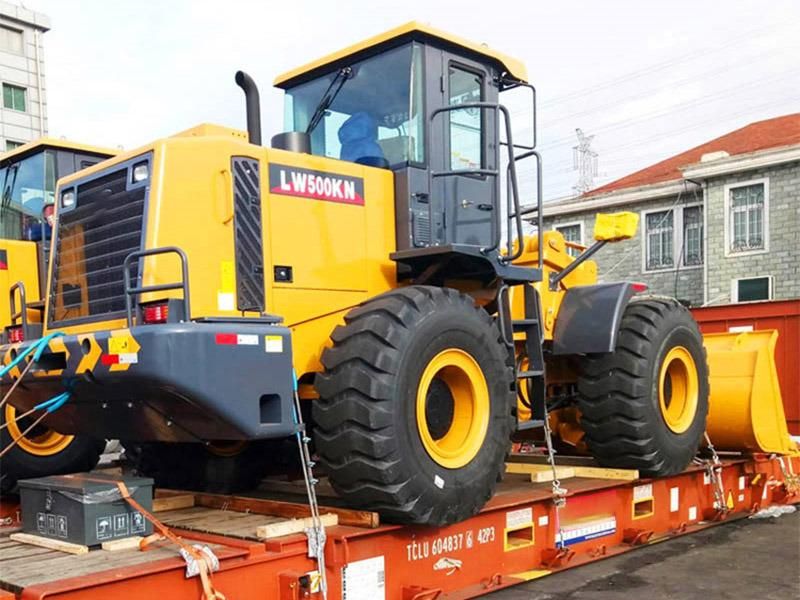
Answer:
top-left (0, 331), bottom-right (65, 379)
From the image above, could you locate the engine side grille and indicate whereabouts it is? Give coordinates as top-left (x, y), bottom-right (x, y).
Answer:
top-left (50, 167), bottom-right (146, 324)
top-left (232, 157), bottom-right (265, 312)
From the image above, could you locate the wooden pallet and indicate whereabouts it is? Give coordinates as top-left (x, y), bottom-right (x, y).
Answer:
top-left (506, 456), bottom-right (639, 482)
top-left (157, 506), bottom-right (337, 540)
top-left (155, 489), bottom-right (379, 528)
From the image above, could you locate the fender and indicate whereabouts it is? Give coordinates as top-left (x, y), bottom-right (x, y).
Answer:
top-left (552, 282), bottom-right (636, 355)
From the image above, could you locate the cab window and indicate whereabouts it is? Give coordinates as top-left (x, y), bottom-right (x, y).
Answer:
top-left (448, 65), bottom-right (483, 171)
top-left (284, 43), bottom-right (425, 168)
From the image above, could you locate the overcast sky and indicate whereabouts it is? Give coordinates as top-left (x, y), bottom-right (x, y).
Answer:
top-left (29, 0), bottom-right (800, 200)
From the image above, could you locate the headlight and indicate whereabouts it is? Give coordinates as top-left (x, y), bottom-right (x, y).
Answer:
top-left (61, 189), bottom-right (75, 208)
top-left (131, 161), bottom-right (149, 183)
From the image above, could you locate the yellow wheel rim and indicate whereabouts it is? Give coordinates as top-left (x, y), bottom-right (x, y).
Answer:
top-left (658, 346), bottom-right (699, 434)
top-left (4, 404), bottom-right (74, 456)
top-left (206, 440), bottom-right (248, 457)
top-left (416, 348), bottom-right (490, 469)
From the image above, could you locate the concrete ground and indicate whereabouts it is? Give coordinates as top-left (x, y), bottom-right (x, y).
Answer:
top-left (490, 510), bottom-right (800, 599)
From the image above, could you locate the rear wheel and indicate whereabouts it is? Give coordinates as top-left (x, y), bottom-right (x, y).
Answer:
top-left (0, 405), bottom-right (105, 493)
top-left (577, 297), bottom-right (709, 476)
top-left (313, 286), bottom-right (514, 525)
top-left (124, 439), bottom-right (297, 493)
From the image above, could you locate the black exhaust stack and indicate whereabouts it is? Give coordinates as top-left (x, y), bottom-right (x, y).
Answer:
top-left (235, 70), bottom-right (262, 146)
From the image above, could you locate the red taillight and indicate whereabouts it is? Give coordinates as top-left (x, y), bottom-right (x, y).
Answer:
top-left (8, 326), bottom-right (24, 343)
top-left (142, 302), bottom-right (169, 324)
top-left (631, 282), bottom-right (649, 293)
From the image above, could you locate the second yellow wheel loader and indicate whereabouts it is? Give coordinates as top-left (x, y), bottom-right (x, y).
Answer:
top-left (0, 23), bottom-right (793, 524)
top-left (0, 139), bottom-right (114, 492)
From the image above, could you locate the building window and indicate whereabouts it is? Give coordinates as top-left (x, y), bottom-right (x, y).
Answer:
top-left (0, 25), bottom-right (23, 54)
top-left (5, 140), bottom-right (23, 151)
top-left (732, 276), bottom-right (771, 303)
top-left (2, 84), bottom-right (26, 112)
top-left (726, 180), bottom-right (767, 254)
top-left (555, 223), bottom-right (583, 257)
top-left (682, 205), bottom-right (703, 266)
top-left (645, 210), bottom-right (674, 270)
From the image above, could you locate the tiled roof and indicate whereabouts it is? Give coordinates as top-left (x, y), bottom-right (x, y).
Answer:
top-left (585, 113), bottom-right (800, 197)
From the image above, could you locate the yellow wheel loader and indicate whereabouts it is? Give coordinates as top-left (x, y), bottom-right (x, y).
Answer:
top-left (0, 23), bottom-right (793, 524)
top-left (0, 139), bottom-right (114, 492)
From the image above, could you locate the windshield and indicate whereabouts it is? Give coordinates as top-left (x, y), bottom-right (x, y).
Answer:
top-left (284, 43), bottom-right (425, 167)
top-left (0, 150), bottom-right (55, 240)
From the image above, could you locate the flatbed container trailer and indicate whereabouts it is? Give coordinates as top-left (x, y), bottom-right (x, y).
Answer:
top-left (0, 455), bottom-right (797, 600)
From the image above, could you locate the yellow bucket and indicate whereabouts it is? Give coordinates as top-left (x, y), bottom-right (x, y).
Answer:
top-left (704, 330), bottom-right (797, 455)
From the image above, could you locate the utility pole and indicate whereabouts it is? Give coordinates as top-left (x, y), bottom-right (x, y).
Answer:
top-left (572, 128), bottom-right (598, 194)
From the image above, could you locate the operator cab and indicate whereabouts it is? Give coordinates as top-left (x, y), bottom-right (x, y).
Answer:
top-left (1, 140), bottom-right (114, 242)
top-left (274, 22), bottom-right (540, 285)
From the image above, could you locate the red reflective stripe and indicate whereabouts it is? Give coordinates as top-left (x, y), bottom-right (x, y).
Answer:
top-left (215, 333), bottom-right (237, 345)
top-left (100, 354), bottom-right (120, 365)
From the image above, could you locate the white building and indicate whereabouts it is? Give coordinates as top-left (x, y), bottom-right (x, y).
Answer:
top-left (0, 1), bottom-right (49, 151)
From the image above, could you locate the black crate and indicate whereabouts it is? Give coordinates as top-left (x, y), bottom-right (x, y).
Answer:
top-left (18, 472), bottom-right (154, 546)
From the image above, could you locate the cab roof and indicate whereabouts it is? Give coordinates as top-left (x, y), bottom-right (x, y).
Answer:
top-left (273, 21), bottom-right (528, 88)
top-left (0, 137), bottom-right (117, 167)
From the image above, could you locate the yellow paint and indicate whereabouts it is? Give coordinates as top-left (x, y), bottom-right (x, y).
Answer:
top-left (416, 348), bottom-right (490, 469)
top-left (108, 334), bottom-right (134, 355)
top-left (1, 137), bottom-right (117, 164)
top-left (273, 21), bottom-right (528, 87)
top-left (508, 231), bottom-right (598, 342)
top-left (76, 334), bottom-right (101, 373)
top-left (632, 496), bottom-right (655, 520)
top-left (0, 240), bottom-right (41, 331)
top-left (503, 523), bottom-right (535, 552)
top-left (658, 346), bottom-right (699, 434)
top-left (4, 404), bottom-right (74, 456)
top-left (220, 261), bottom-right (235, 293)
top-left (593, 211), bottom-right (639, 242)
top-left (107, 329), bottom-right (140, 372)
top-left (509, 570), bottom-right (551, 582)
top-left (704, 330), bottom-right (797, 455)
top-left (726, 491), bottom-right (734, 510)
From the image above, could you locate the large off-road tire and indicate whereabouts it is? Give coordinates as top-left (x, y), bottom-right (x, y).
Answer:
top-left (0, 405), bottom-right (105, 494)
top-left (124, 439), bottom-right (296, 494)
top-left (313, 286), bottom-right (515, 525)
top-left (577, 297), bottom-right (709, 477)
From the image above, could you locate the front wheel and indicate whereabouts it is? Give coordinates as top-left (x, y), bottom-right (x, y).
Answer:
top-left (577, 297), bottom-right (709, 476)
top-left (1, 405), bottom-right (105, 493)
top-left (313, 286), bottom-right (515, 525)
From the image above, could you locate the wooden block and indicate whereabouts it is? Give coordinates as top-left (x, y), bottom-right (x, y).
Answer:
top-left (507, 453), bottom-right (599, 466)
top-left (570, 466), bottom-right (639, 481)
top-left (101, 536), bottom-right (143, 552)
top-left (9, 533), bottom-right (89, 555)
top-left (153, 494), bottom-right (195, 512)
top-left (188, 492), bottom-right (379, 529)
top-left (256, 513), bottom-right (338, 540)
top-left (506, 463), bottom-right (575, 482)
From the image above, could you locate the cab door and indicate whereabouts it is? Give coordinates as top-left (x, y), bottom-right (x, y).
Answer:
top-left (432, 53), bottom-right (498, 248)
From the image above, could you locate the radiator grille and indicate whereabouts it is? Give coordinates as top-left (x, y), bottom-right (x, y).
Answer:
top-left (50, 167), bottom-right (146, 324)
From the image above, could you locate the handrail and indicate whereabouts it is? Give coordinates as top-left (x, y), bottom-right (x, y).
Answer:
top-left (9, 281), bottom-right (27, 334)
top-left (123, 246), bottom-right (191, 328)
top-left (505, 149), bottom-right (543, 268)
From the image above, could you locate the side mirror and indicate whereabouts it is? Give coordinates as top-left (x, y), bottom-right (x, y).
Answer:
top-left (594, 212), bottom-right (639, 243)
